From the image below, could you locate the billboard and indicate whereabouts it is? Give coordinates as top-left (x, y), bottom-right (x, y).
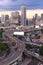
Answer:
top-left (13, 32), bottom-right (24, 36)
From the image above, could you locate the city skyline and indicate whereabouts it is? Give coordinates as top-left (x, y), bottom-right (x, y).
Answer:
top-left (0, 9), bottom-right (43, 18)
top-left (0, 0), bottom-right (43, 65)
top-left (0, 0), bottom-right (43, 10)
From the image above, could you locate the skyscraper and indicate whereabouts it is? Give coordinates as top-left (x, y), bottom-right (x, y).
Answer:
top-left (41, 14), bottom-right (43, 20)
top-left (1, 15), bottom-right (5, 24)
top-left (5, 15), bottom-right (9, 21)
top-left (11, 11), bottom-right (20, 25)
top-left (21, 6), bottom-right (26, 26)
top-left (1, 15), bottom-right (10, 26)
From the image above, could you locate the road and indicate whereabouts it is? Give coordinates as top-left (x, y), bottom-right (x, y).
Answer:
top-left (6, 29), bottom-right (43, 62)
top-left (24, 49), bottom-right (43, 64)
top-left (0, 30), bottom-right (25, 65)
top-left (20, 58), bottom-right (31, 65)
top-left (0, 27), bottom-right (43, 65)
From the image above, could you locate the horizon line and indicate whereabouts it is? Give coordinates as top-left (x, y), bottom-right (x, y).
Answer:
top-left (0, 8), bottom-right (43, 11)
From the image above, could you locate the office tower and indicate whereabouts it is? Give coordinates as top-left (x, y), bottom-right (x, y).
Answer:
top-left (1, 14), bottom-right (10, 26)
top-left (28, 19), bottom-right (34, 26)
top-left (21, 6), bottom-right (26, 26)
top-left (32, 16), bottom-right (36, 27)
top-left (33, 14), bottom-right (41, 26)
top-left (5, 15), bottom-right (10, 26)
top-left (41, 14), bottom-right (43, 20)
top-left (0, 17), bottom-right (1, 23)
top-left (35, 14), bottom-right (40, 21)
top-left (5, 15), bottom-right (9, 21)
top-left (1, 15), bottom-right (5, 24)
top-left (26, 19), bottom-right (28, 25)
top-left (11, 11), bottom-right (20, 25)
top-left (35, 14), bottom-right (38, 20)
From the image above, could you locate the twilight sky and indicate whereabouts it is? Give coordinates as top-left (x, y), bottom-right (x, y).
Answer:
top-left (0, 0), bottom-right (43, 10)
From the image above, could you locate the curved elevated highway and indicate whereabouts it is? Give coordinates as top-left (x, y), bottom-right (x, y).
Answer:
top-left (0, 26), bottom-right (43, 65)
top-left (0, 31), bottom-right (25, 65)
top-left (24, 49), bottom-right (43, 64)
top-left (6, 29), bottom-right (43, 64)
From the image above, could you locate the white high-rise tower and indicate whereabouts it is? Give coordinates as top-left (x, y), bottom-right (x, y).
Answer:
top-left (21, 6), bottom-right (26, 26)
top-left (1, 15), bottom-right (5, 24)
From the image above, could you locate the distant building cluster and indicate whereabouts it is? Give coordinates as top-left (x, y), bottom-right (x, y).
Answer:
top-left (0, 6), bottom-right (43, 27)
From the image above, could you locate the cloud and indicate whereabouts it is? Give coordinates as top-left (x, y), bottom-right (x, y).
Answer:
top-left (0, 0), bottom-right (24, 10)
top-left (0, 0), bottom-right (29, 6)
top-left (0, 0), bottom-right (43, 10)
top-left (0, 0), bottom-right (10, 5)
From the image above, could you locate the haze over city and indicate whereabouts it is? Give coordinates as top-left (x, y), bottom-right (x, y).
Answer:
top-left (0, 0), bottom-right (43, 65)
top-left (0, 0), bottom-right (43, 18)
top-left (0, 9), bottom-right (43, 18)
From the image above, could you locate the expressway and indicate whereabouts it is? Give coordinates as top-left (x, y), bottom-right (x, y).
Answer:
top-left (24, 49), bottom-right (43, 64)
top-left (0, 30), bottom-right (25, 65)
top-left (6, 29), bottom-right (43, 64)
top-left (16, 26), bottom-right (43, 32)
top-left (0, 26), bottom-right (43, 65)
top-left (0, 26), bottom-right (43, 32)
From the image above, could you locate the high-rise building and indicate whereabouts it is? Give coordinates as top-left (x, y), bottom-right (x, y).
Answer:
top-left (1, 14), bottom-right (10, 26)
top-left (1, 15), bottom-right (5, 24)
top-left (21, 6), bottom-right (26, 26)
top-left (5, 15), bottom-right (9, 21)
top-left (0, 17), bottom-right (1, 23)
top-left (41, 14), bottom-right (43, 20)
top-left (5, 15), bottom-right (10, 26)
top-left (35, 14), bottom-right (38, 20)
top-left (11, 11), bottom-right (20, 25)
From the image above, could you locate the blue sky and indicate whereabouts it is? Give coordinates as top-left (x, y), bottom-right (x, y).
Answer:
top-left (0, 0), bottom-right (43, 10)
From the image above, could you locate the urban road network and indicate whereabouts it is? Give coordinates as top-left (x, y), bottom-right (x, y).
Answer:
top-left (0, 26), bottom-right (43, 65)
